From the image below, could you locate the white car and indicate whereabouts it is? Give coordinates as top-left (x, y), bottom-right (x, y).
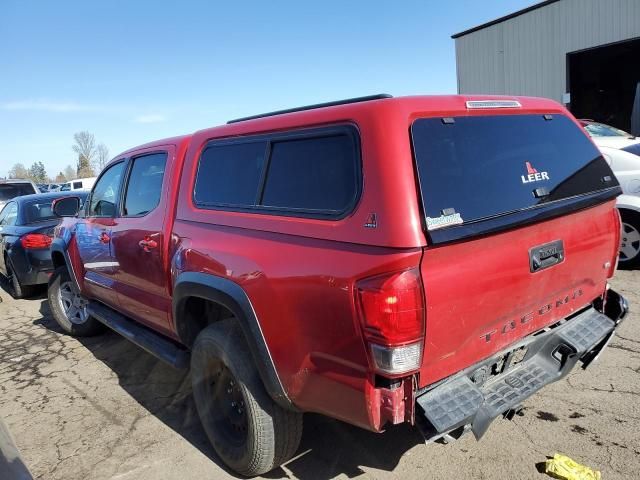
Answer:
top-left (581, 120), bottom-right (640, 268)
top-left (59, 177), bottom-right (97, 192)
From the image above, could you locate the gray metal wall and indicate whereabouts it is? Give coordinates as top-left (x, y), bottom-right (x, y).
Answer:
top-left (455, 0), bottom-right (640, 102)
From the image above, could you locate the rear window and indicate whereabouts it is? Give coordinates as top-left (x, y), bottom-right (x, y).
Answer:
top-left (0, 183), bottom-right (36, 201)
top-left (193, 126), bottom-right (360, 218)
top-left (412, 114), bottom-right (618, 238)
top-left (24, 200), bottom-right (56, 223)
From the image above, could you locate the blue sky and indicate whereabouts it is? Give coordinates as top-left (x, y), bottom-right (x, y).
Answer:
top-left (0, 0), bottom-right (535, 178)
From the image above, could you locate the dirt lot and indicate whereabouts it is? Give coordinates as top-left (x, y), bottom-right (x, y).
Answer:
top-left (0, 271), bottom-right (638, 480)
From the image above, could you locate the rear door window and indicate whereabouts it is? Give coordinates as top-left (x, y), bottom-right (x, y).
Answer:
top-left (411, 114), bottom-right (618, 239)
top-left (123, 153), bottom-right (167, 216)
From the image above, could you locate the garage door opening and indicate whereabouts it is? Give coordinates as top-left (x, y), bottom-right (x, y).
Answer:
top-left (568, 37), bottom-right (640, 135)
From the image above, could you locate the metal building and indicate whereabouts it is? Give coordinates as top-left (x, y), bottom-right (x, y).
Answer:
top-left (453, 0), bottom-right (640, 134)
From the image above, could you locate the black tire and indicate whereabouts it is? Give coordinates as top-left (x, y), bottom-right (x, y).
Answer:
top-left (5, 258), bottom-right (34, 299)
top-left (619, 210), bottom-right (640, 270)
top-left (191, 320), bottom-right (302, 477)
top-left (47, 266), bottom-right (104, 336)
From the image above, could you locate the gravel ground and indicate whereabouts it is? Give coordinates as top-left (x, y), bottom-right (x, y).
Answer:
top-left (0, 270), bottom-right (638, 480)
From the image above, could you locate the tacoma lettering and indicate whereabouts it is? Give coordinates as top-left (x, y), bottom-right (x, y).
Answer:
top-left (480, 289), bottom-right (583, 343)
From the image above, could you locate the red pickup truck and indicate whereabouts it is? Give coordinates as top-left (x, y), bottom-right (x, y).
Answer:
top-left (48, 95), bottom-right (628, 476)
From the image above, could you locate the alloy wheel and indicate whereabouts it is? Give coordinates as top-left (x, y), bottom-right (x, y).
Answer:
top-left (57, 281), bottom-right (89, 324)
top-left (619, 221), bottom-right (640, 263)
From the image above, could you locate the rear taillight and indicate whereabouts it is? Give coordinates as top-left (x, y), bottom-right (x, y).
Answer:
top-left (20, 233), bottom-right (52, 249)
top-left (356, 267), bottom-right (425, 375)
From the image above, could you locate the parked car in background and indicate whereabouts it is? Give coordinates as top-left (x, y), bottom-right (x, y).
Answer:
top-left (43, 184), bottom-right (62, 192)
top-left (580, 120), bottom-right (640, 268)
top-left (37, 184), bottom-right (61, 193)
top-left (580, 119), bottom-right (640, 150)
top-left (59, 177), bottom-right (96, 192)
top-left (0, 191), bottom-right (88, 297)
top-left (0, 180), bottom-right (38, 211)
top-left (48, 95), bottom-right (627, 476)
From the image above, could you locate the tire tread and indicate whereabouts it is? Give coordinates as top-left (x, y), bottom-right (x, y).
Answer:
top-left (191, 320), bottom-right (302, 476)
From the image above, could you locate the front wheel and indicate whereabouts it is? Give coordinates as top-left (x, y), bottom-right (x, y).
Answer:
top-left (191, 320), bottom-right (302, 476)
top-left (619, 210), bottom-right (640, 269)
top-left (48, 266), bottom-right (104, 336)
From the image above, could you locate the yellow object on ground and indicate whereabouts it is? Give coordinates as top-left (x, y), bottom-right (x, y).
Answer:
top-left (545, 453), bottom-right (601, 480)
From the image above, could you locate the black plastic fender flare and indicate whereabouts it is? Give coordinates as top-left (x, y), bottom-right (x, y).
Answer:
top-left (172, 272), bottom-right (293, 410)
top-left (50, 238), bottom-right (81, 292)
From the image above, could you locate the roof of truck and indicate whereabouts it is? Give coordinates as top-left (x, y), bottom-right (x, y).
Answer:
top-left (193, 94), bottom-right (565, 139)
top-left (118, 134), bottom-right (193, 157)
top-left (113, 95), bottom-right (567, 160)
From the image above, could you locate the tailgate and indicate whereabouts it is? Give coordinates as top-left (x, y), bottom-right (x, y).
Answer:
top-left (410, 111), bottom-right (621, 387)
top-left (418, 201), bottom-right (619, 386)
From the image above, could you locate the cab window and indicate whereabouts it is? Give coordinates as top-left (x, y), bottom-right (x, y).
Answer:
top-left (123, 153), bottom-right (167, 216)
top-left (88, 162), bottom-right (125, 217)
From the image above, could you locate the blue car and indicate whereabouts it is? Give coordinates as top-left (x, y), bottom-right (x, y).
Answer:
top-left (0, 191), bottom-right (88, 298)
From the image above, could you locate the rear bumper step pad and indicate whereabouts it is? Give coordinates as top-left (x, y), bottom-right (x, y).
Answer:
top-left (417, 297), bottom-right (626, 442)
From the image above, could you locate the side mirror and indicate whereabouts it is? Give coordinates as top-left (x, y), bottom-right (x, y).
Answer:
top-left (52, 196), bottom-right (81, 217)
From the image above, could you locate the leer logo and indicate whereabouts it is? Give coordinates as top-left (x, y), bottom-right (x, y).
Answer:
top-left (521, 161), bottom-right (549, 184)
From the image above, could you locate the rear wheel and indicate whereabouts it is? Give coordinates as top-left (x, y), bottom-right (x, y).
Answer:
top-left (4, 258), bottom-right (34, 299)
top-left (619, 210), bottom-right (640, 269)
top-left (191, 320), bottom-right (302, 476)
top-left (48, 266), bottom-right (104, 336)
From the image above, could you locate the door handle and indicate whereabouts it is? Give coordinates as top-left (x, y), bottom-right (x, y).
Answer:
top-left (139, 236), bottom-right (158, 252)
top-left (529, 240), bottom-right (564, 273)
top-left (99, 232), bottom-right (110, 243)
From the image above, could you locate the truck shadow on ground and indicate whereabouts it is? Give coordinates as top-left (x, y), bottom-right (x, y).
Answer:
top-left (33, 299), bottom-right (424, 480)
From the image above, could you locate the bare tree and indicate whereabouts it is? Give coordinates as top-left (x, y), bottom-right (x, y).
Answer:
top-left (95, 143), bottom-right (110, 171)
top-left (8, 163), bottom-right (29, 179)
top-left (72, 131), bottom-right (96, 175)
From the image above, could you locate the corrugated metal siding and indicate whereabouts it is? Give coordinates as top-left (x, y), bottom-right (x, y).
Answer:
top-left (455, 0), bottom-right (640, 101)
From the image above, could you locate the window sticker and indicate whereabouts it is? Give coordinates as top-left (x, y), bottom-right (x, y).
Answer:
top-left (521, 161), bottom-right (550, 184)
top-left (426, 212), bottom-right (464, 231)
